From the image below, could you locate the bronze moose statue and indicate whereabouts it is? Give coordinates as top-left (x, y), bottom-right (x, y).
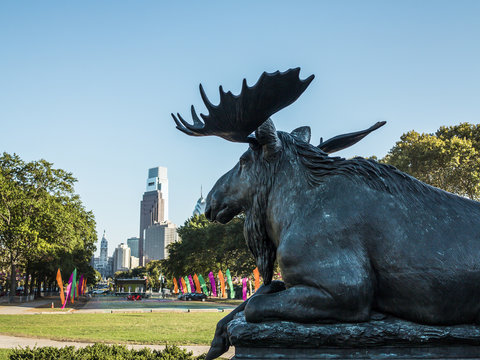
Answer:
top-left (172, 68), bottom-right (480, 359)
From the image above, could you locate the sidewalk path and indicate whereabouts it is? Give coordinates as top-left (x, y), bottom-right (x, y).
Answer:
top-left (0, 299), bottom-right (53, 315)
top-left (0, 334), bottom-right (234, 358)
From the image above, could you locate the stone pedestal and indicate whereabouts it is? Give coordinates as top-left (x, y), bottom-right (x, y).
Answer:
top-left (227, 312), bottom-right (480, 359)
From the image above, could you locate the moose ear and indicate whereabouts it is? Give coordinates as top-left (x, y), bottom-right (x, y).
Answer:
top-left (255, 118), bottom-right (282, 161)
top-left (290, 126), bottom-right (311, 143)
top-left (318, 121), bottom-right (386, 154)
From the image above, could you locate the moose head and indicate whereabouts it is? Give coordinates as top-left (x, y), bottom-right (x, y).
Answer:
top-left (172, 68), bottom-right (385, 282)
top-left (173, 68), bottom-right (385, 224)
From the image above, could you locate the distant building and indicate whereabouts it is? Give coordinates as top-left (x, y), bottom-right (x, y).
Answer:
top-left (193, 187), bottom-right (206, 216)
top-left (100, 232), bottom-right (108, 262)
top-left (127, 237), bottom-right (139, 258)
top-left (93, 231), bottom-right (113, 278)
top-left (113, 243), bottom-right (131, 272)
top-left (139, 167), bottom-right (168, 266)
top-left (107, 256), bottom-right (114, 277)
top-left (144, 221), bottom-right (179, 263)
top-left (130, 256), bottom-right (139, 269)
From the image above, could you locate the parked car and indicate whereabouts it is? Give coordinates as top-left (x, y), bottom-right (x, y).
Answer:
top-left (177, 292), bottom-right (207, 301)
top-left (92, 289), bottom-right (107, 295)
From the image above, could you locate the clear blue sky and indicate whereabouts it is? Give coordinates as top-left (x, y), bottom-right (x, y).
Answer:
top-left (1, 1), bottom-right (479, 255)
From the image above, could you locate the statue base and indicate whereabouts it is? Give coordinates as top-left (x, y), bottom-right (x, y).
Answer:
top-left (227, 312), bottom-right (480, 359)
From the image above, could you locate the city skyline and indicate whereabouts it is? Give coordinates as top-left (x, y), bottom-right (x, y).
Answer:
top-left (1, 1), bottom-right (479, 253)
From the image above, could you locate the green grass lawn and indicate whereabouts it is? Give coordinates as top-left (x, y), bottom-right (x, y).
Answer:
top-left (0, 312), bottom-right (225, 345)
top-left (0, 349), bottom-right (10, 360)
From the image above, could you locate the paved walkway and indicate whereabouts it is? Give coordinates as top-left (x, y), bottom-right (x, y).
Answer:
top-left (0, 334), bottom-right (234, 358)
top-left (0, 297), bottom-right (235, 315)
top-left (0, 299), bottom-right (53, 315)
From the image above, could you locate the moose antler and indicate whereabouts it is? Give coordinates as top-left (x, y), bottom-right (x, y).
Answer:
top-left (172, 68), bottom-right (314, 143)
top-left (318, 121), bottom-right (386, 154)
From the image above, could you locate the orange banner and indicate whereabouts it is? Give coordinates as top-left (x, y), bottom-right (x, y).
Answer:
top-left (173, 278), bottom-right (179, 294)
top-left (56, 269), bottom-right (65, 305)
top-left (193, 274), bottom-right (202, 294)
top-left (253, 267), bottom-right (260, 292)
top-left (180, 277), bottom-right (188, 294)
top-left (218, 270), bottom-right (226, 298)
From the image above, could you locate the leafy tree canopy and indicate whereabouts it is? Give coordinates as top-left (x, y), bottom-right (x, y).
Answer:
top-left (0, 152), bottom-right (97, 299)
top-left (382, 123), bottom-right (480, 200)
top-left (161, 214), bottom-right (256, 280)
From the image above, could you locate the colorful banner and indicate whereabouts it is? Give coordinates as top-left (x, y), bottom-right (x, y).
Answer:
top-left (208, 272), bottom-right (217, 297)
top-left (79, 275), bottom-right (84, 296)
top-left (184, 276), bottom-right (191, 293)
top-left (61, 282), bottom-right (72, 309)
top-left (198, 274), bottom-right (208, 295)
top-left (188, 275), bottom-right (195, 293)
top-left (226, 269), bottom-right (235, 299)
top-left (218, 270), bottom-right (226, 298)
top-left (193, 274), bottom-right (202, 294)
top-left (253, 267), bottom-right (260, 292)
top-left (242, 278), bottom-right (247, 301)
top-left (56, 269), bottom-right (65, 305)
top-left (71, 268), bottom-right (77, 303)
top-left (62, 271), bottom-right (74, 309)
top-left (179, 277), bottom-right (186, 294)
top-left (173, 278), bottom-right (179, 294)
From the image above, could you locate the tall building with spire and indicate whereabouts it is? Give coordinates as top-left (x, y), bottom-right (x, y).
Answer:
top-left (100, 231), bottom-right (108, 262)
top-left (193, 186), bottom-right (206, 216)
top-left (93, 231), bottom-right (113, 278)
top-left (139, 167), bottom-right (168, 266)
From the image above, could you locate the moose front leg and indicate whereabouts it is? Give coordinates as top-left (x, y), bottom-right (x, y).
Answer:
top-left (206, 280), bottom-right (286, 360)
top-left (245, 284), bottom-right (372, 324)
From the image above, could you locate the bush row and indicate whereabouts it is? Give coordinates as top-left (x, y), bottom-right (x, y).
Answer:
top-left (9, 343), bottom-right (206, 360)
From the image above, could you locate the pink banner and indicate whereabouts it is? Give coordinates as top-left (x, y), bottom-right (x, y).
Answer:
top-left (61, 282), bottom-right (72, 309)
top-left (178, 277), bottom-right (184, 294)
top-left (188, 275), bottom-right (195, 292)
top-left (208, 271), bottom-right (217, 297)
top-left (242, 278), bottom-right (247, 301)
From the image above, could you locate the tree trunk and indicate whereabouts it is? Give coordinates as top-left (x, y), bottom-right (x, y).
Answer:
top-left (29, 274), bottom-right (35, 296)
top-left (36, 276), bottom-right (42, 298)
top-left (9, 262), bottom-right (16, 303)
top-left (24, 271), bottom-right (29, 296)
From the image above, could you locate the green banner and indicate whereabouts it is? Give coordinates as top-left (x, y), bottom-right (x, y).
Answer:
top-left (184, 276), bottom-right (191, 293)
top-left (71, 268), bottom-right (77, 300)
top-left (226, 269), bottom-right (235, 299)
top-left (198, 274), bottom-right (208, 295)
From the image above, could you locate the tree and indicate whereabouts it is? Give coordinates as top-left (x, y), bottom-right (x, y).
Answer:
top-left (0, 153), bottom-right (97, 300)
top-left (382, 123), bottom-right (480, 200)
top-left (161, 214), bottom-right (256, 281)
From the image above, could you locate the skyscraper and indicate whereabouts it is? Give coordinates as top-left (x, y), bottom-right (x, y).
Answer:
top-left (127, 237), bottom-right (139, 258)
top-left (193, 187), bottom-right (206, 216)
top-left (144, 221), bottom-right (179, 263)
top-left (93, 231), bottom-right (113, 278)
top-left (139, 167), bottom-right (168, 265)
top-left (100, 231), bottom-right (108, 262)
top-left (113, 243), bottom-right (131, 272)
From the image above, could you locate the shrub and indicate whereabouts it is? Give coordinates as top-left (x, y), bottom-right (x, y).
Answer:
top-left (9, 344), bottom-right (205, 360)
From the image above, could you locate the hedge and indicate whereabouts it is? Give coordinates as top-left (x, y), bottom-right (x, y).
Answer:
top-left (8, 343), bottom-right (206, 360)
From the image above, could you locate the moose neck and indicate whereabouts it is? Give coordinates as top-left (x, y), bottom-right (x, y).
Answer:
top-left (243, 140), bottom-right (310, 284)
top-left (243, 154), bottom-right (279, 285)
top-left (264, 150), bottom-right (311, 246)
